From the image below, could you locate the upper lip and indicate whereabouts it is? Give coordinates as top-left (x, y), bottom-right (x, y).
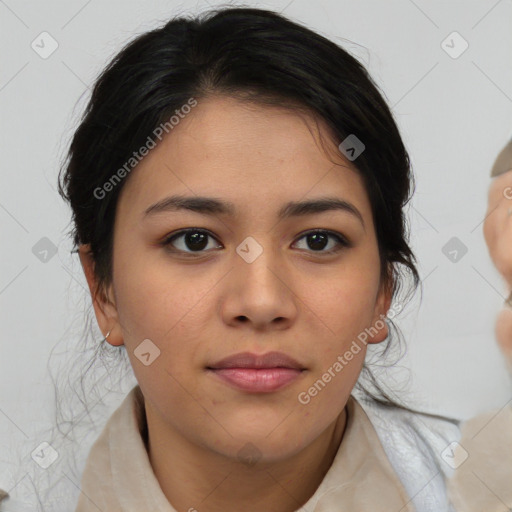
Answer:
top-left (207, 351), bottom-right (306, 370)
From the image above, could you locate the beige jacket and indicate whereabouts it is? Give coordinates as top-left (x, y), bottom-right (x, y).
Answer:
top-left (72, 386), bottom-right (458, 512)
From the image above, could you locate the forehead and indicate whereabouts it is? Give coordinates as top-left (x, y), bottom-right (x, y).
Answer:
top-left (117, 95), bottom-right (371, 218)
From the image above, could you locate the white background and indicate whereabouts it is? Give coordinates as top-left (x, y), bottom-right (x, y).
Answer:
top-left (1, 0), bottom-right (512, 506)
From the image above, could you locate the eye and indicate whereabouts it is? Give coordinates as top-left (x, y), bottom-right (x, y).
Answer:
top-left (161, 228), bottom-right (351, 257)
top-left (292, 230), bottom-right (351, 254)
top-left (161, 229), bottom-right (221, 255)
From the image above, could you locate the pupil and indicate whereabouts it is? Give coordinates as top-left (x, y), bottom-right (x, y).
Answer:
top-left (308, 232), bottom-right (327, 250)
top-left (186, 231), bottom-right (208, 251)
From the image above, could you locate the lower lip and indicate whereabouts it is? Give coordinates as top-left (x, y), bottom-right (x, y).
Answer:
top-left (208, 368), bottom-right (303, 393)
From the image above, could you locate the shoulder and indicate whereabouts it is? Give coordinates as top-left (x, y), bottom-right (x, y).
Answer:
top-left (355, 396), bottom-right (461, 469)
top-left (353, 395), bottom-right (461, 512)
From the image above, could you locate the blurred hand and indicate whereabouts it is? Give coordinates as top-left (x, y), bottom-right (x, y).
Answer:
top-left (483, 169), bottom-right (512, 290)
top-left (495, 307), bottom-right (512, 371)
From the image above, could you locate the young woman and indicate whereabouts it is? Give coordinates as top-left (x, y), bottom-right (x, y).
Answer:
top-left (40, 6), bottom-right (460, 512)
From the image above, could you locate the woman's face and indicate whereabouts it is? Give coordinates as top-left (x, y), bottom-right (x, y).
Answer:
top-left (85, 95), bottom-right (391, 463)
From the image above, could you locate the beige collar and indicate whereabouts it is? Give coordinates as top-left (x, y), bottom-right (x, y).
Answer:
top-left (76, 386), bottom-right (415, 511)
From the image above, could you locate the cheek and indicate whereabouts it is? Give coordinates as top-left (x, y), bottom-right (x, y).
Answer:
top-left (112, 261), bottom-right (210, 423)
top-left (291, 264), bottom-right (377, 401)
top-left (301, 263), bottom-right (380, 342)
top-left (293, 347), bottom-right (365, 444)
top-left (113, 242), bottom-right (210, 340)
top-left (111, 253), bottom-right (213, 400)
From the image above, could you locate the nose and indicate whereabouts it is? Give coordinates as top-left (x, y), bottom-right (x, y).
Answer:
top-left (220, 242), bottom-right (298, 332)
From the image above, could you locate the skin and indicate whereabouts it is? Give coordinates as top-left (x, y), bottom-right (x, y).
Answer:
top-left (79, 95), bottom-right (392, 512)
top-left (483, 169), bottom-right (512, 367)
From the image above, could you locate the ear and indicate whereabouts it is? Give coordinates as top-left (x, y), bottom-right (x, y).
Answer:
top-left (78, 244), bottom-right (124, 347)
top-left (366, 271), bottom-right (393, 345)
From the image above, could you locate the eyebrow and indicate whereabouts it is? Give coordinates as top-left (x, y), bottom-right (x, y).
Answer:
top-left (143, 194), bottom-right (365, 228)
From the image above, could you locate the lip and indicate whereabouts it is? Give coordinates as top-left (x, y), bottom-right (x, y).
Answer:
top-left (206, 351), bottom-right (306, 393)
top-left (208, 351), bottom-right (305, 370)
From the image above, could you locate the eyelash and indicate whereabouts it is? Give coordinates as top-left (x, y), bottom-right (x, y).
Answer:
top-left (160, 228), bottom-right (351, 257)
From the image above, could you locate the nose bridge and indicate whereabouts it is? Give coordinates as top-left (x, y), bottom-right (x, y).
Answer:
top-left (225, 234), bottom-right (296, 327)
top-left (235, 235), bottom-right (283, 294)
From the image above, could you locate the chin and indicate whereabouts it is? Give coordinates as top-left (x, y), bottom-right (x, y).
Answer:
top-left (220, 410), bottom-right (303, 440)
top-left (205, 413), bottom-right (314, 457)
top-left (216, 436), bottom-right (307, 466)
